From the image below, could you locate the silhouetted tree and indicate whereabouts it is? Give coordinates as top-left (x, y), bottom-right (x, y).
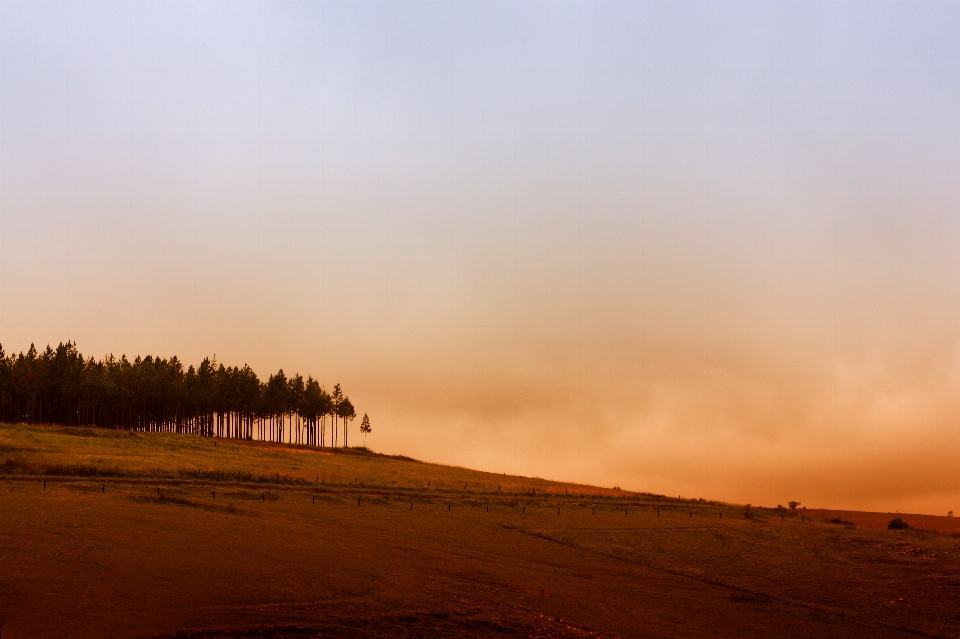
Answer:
top-left (339, 397), bottom-right (355, 447)
top-left (0, 341), bottom-right (365, 448)
top-left (360, 413), bottom-right (371, 447)
top-left (330, 383), bottom-right (343, 446)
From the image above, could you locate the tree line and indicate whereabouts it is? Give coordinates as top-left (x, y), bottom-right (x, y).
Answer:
top-left (0, 341), bottom-right (370, 447)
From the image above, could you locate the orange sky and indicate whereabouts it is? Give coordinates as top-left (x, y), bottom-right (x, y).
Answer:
top-left (2, 1), bottom-right (959, 515)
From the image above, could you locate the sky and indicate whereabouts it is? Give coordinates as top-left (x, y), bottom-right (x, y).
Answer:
top-left (2, 1), bottom-right (959, 515)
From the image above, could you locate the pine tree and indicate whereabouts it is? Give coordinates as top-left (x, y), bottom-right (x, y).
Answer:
top-left (360, 413), bottom-right (371, 447)
top-left (0, 341), bottom-right (365, 448)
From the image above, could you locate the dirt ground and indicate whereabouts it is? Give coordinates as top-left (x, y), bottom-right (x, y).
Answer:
top-left (2, 424), bottom-right (959, 638)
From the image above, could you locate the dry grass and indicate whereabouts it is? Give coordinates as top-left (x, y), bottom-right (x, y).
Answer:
top-left (2, 422), bottom-right (959, 638)
top-left (0, 423), bottom-right (632, 497)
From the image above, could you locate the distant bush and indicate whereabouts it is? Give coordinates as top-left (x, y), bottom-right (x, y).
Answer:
top-left (827, 517), bottom-right (856, 529)
top-left (788, 501), bottom-right (800, 510)
top-left (888, 517), bottom-right (910, 530)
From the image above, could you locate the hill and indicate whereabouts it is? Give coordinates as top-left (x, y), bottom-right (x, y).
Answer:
top-left (1, 423), bottom-right (959, 638)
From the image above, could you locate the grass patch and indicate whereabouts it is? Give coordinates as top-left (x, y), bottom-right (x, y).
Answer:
top-left (128, 493), bottom-right (244, 514)
top-left (1, 456), bottom-right (128, 477)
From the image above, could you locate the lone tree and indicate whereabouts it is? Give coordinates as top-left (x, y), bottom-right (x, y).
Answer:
top-left (360, 413), bottom-right (371, 447)
top-left (788, 501), bottom-right (801, 510)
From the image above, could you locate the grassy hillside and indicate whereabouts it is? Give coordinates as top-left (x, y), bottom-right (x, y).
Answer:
top-left (0, 422), bottom-right (647, 500)
top-left (2, 423), bottom-right (959, 639)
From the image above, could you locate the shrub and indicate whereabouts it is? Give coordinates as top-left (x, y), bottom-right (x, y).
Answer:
top-left (828, 517), bottom-right (856, 528)
top-left (888, 517), bottom-right (910, 530)
top-left (788, 501), bottom-right (800, 510)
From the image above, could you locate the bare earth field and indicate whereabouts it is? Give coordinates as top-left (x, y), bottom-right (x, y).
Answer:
top-left (2, 424), bottom-right (959, 638)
